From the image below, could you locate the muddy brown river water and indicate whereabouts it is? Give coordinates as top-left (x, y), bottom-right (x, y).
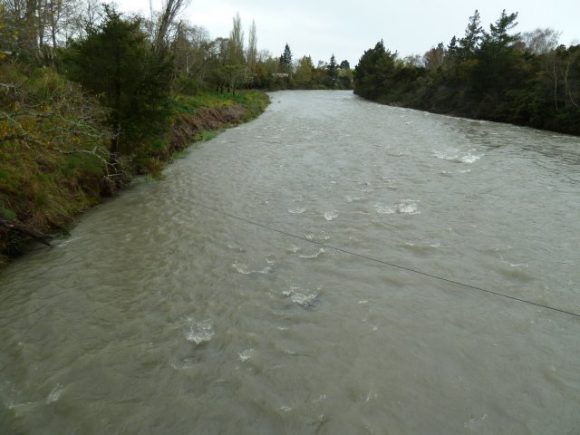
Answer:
top-left (1, 91), bottom-right (580, 434)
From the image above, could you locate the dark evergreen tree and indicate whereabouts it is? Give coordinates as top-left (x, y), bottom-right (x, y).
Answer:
top-left (326, 54), bottom-right (338, 88)
top-left (487, 10), bottom-right (521, 47)
top-left (65, 6), bottom-right (173, 155)
top-left (352, 10), bottom-right (580, 135)
top-left (353, 40), bottom-right (396, 99)
top-left (459, 10), bottom-right (483, 58)
top-left (279, 43), bottom-right (292, 73)
top-left (471, 10), bottom-right (524, 110)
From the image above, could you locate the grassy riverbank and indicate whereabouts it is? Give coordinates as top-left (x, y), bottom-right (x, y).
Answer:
top-left (0, 68), bottom-right (269, 266)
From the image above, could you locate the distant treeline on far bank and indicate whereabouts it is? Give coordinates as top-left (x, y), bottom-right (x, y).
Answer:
top-left (353, 10), bottom-right (580, 136)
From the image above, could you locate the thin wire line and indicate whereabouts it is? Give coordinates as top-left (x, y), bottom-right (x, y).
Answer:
top-left (194, 201), bottom-right (580, 320)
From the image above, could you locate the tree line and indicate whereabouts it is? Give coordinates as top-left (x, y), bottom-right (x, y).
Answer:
top-left (0, 1), bottom-right (352, 157)
top-left (354, 10), bottom-right (580, 135)
top-left (0, 0), bottom-right (353, 259)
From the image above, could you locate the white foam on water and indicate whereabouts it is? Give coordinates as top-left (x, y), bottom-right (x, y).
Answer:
top-left (397, 200), bottom-right (420, 215)
top-left (299, 248), bottom-right (326, 259)
top-left (185, 319), bottom-right (214, 345)
top-left (226, 243), bottom-right (246, 253)
top-left (46, 384), bottom-right (64, 404)
top-left (324, 211), bottom-right (339, 221)
top-left (238, 349), bottom-right (254, 362)
top-left (280, 406), bottom-right (293, 412)
top-left (459, 154), bottom-right (482, 164)
top-left (56, 238), bottom-right (79, 248)
top-left (288, 207), bottom-right (306, 214)
top-left (265, 256), bottom-right (276, 265)
top-left (434, 149), bottom-right (482, 164)
top-left (283, 287), bottom-right (319, 308)
top-left (365, 390), bottom-right (379, 402)
top-left (375, 203), bottom-right (395, 215)
top-left (287, 245), bottom-right (301, 253)
top-left (170, 358), bottom-right (197, 370)
top-left (345, 195), bottom-right (367, 203)
top-left (404, 241), bottom-right (441, 249)
top-left (433, 149), bottom-right (459, 161)
top-left (305, 233), bottom-right (330, 242)
top-left (232, 263), bottom-right (272, 275)
top-left (509, 263), bottom-right (529, 268)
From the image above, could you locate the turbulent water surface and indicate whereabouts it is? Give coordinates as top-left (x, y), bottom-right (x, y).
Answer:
top-left (1, 91), bottom-right (580, 434)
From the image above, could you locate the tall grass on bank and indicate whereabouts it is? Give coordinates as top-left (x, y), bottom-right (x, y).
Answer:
top-left (0, 62), bottom-right (269, 265)
top-left (0, 62), bottom-right (111, 258)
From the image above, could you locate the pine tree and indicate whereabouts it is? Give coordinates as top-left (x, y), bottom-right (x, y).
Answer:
top-left (339, 60), bottom-right (350, 70)
top-left (279, 43), bottom-right (292, 73)
top-left (326, 54), bottom-right (338, 88)
top-left (65, 6), bottom-right (173, 155)
top-left (459, 10), bottom-right (483, 58)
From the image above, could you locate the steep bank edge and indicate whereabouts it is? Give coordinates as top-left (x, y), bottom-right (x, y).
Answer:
top-left (0, 91), bottom-right (270, 267)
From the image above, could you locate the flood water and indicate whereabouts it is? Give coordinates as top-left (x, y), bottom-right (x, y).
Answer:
top-left (1, 91), bottom-right (580, 434)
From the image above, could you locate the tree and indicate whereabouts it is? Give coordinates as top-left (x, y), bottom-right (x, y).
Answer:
top-left (170, 21), bottom-right (212, 93)
top-left (486, 10), bottom-right (520, 47)
top-left (279, 43), bottom-right (292, 73)
top-left (326, 54), bottom-right (338, 87)
top-left (522, 28), bottom-right (560, 55)
top-left (0, 0), bottom-right (81, 62)
top-left (65, 6), bottom-right (173, 155)
top-left (294, 55), bottom-right (313, 87)
top-left (246, 19), bottom-right (257, 74)
top-left (153, 0), bottom-right (188, 53)
top-left (424, 43), bottom-right (446, 70)
top-left (353, 40), bottom-right (396, 99)
top-left (224, 12), bottom-right (246, 93)
top-left (459, 10), bottom-right (483, 58)
top-left (404, 54), bottom-right (424, 67)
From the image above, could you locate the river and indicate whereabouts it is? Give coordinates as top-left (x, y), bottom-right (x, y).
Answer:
top-left (1, 91), bottom-right (580, 434)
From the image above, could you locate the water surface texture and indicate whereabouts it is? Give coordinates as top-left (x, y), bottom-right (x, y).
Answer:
top-left (1, 91), bottom-right (580, 434)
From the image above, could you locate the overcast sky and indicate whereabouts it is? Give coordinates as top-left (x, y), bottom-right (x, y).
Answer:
top-left (112, 0), bottom-right (580, 65)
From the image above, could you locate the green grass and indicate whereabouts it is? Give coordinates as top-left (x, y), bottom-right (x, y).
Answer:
top-left (0, 69), bottom-right (270, 266)
top-left (172, 90), bottom-right (269, 119)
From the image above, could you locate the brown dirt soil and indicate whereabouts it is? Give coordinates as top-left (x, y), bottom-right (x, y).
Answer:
top-left (170, 105), bottom-right (247, 151)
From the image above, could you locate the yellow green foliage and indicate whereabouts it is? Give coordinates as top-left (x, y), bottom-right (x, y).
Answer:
top-left (0, 62), bottom-right (269, 265)
top-left (0, 62), bottom-right (111, 260)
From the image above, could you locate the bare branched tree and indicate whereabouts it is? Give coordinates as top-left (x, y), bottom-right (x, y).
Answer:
top-left (154, 0), bottom-right (188, 53)
top-left (522, 28), bottom-right (560, 55)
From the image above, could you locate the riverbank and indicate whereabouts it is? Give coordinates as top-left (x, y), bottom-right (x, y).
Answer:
top-left (353, 40), bottom-right (580, 137)
top-left (355, 94), bottom-right (580, 137)
top-left (0, 88), bottom-right (269, 266)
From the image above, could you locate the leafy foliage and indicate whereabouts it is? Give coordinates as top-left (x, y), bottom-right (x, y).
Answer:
top-left (353, 10), bottom-right (580, 135)
top-left (0, 61), bottom-right (111, 259)
top-left (65, 6), bottom-right (173, 155)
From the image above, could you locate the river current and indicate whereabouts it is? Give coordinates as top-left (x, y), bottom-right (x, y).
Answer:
top-left (1, 91), bottom-right (580, 434)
